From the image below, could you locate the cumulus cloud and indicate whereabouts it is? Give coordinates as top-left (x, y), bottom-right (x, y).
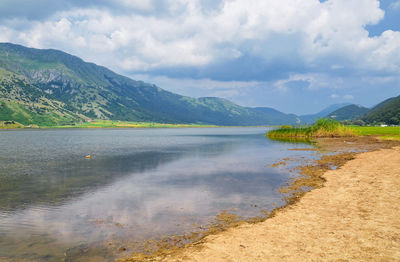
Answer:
top-left (131, 74), bottom-right (264, 100)
top-left (0, 0), bottom-right (399, 113)
top-left (1, 0), bottom-right (397, 74)
top-left (272, 73), bottom-right (338, 93)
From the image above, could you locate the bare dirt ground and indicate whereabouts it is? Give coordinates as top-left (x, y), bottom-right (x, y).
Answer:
top-left (133, 137), bottom-right (400, 261)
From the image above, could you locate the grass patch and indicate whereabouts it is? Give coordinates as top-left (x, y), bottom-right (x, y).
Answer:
top-left (46, 120), bottom-right (217, 129)
top-left (267, 120), bottom-right (400, 141)
top-left (267, 119), bottom-right (357, 139)
top-left (378, 135), bottom-right (400, 141)
top-left (0, 119), bottom-right (217, 129)
top-left (351, 126), bottom-right (400, 136)
top-left (0, 121), bottom-right (25, 129)
top-left (351, 126), bottom-right (400, 140)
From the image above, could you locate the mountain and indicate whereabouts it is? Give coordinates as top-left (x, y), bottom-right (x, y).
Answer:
top-left (0, 43), bottom-right (298, 126)
top-left (327, 104), bottom-right (370, 121)
top-left (364, 95), bottom-right (400, 125)
top-left (252, 107), bottom-right (300, 124)
top-left (299, 103), bottom-right (352, 124)
top-left (0, 66), bottom-right (89, 126)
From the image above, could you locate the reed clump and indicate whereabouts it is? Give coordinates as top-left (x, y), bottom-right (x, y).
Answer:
top-left (267, 118), bottom-right (357, 139)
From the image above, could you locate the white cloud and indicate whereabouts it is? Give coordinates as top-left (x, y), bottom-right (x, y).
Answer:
top-left (130, 74), bottom-right (263, 97)
top-left (366, 30), bottom-right (400, 71)
top-left (273, 73), bottom-right (331, 92)
top-left (1, 0), bottom-right (398, 75)
top-left (389, 1), bottom-right (400, 10)
top-left (0, 26), bottom-right (14, 42)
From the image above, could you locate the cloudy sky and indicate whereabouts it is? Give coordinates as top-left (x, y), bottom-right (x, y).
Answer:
top-left (1, 0), bottom-right (399, 114)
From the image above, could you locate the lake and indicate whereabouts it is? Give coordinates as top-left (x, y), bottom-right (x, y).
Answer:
top-left (0, 127), bottom-right (318, 261)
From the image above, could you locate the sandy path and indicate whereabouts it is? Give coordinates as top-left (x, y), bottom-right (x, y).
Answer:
top-left (162, 146), bottom-right (400, 261)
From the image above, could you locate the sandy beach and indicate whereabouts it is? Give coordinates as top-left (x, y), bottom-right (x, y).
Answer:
top-left (127, 139), bottom-right (400, 261)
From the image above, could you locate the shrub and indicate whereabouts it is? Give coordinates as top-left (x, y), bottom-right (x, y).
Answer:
top-left (267, 118), bottom-right (357, 139)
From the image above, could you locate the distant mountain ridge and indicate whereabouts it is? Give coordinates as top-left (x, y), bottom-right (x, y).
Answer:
top-left (0, 43), bottom-right (299, 126)
top-left (324, 98), bottom-right (400, 125)
top-left (1, 43), bottom-right (396, 127)
top-left (299, 103), bottom-right (352, 124)
top-left (364, 95), bottom-right (400, 125)
top-left (328, 104), bottom-right (370, 121)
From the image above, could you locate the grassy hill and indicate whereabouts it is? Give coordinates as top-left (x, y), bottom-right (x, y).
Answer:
top-left (267, 118), bottom-right (357, 139)
top-left (299, 103), bottom-right (351, 124)
top-left (0, 43), bottom-right (298, 126)
top-left (328, 104), bottom-right (370, 121)
top-left (364, 95), bottom-right (400, 125)
top-left (0, 67), bottom-right (85, 125)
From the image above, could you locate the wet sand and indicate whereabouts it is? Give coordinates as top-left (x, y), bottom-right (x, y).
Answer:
top-left (124, 138), bottom-right (400, 261)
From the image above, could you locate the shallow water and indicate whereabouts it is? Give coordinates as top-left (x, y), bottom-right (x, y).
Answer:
top-left (0, 127), bottom-right (318, 261)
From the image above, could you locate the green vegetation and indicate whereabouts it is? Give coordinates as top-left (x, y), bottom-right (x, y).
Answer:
top-left (267, 119), bottom-right (400, 140)
top-left (351, 126), bottom-right (400, 140)
top-left (0, 66), bottom-right (84, 126)
top-left (267, 119), bottom-right (357, 139)
top-left (299, 103), bottom-right (351, 124)
top-left (377, 135), bottom-right (400, 141)
top-left (0, 43), bottom-right (299, 126)
top-left (364, 95), bottom-right (400, 125)
top-left (1, 43), bottom-right (398, 127)
top-left (48, 120), bottom-right (216, 129)
top-left (328, 104), bottom-right (370, 121)
top-left (351, 126), bottom-right (400, 136)
top-left (0, 120), bottom-right (26, 129)
top-left (0, 119), bottom-right (216, 129)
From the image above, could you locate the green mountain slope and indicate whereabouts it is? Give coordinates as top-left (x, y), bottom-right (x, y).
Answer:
top-left (299, 103), bottom-right (351, 124)
top-left (0, 67), bottom-right (85, 125)
top-left (0, 43), bottom-right (298, 126)
top-left (253, 107), bottom-right (300, 124)
top-left (328, 104), bottom-right (370, 121)
top-left (364, 95), bottom-right (400, 125)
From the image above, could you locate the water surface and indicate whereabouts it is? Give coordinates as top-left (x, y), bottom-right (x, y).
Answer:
top-left (0, 127), bottom-right (318, 261)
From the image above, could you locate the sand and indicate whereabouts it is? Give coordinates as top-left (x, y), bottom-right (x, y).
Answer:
top-left (153, 145), bottom-right (400, 261)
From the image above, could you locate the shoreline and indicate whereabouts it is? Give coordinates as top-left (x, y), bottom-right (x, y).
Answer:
top-left (0, 125), bottom-right (272, 130)
top-left (122, 136), bottom-right (400, 261)
top-left (1, 120), bottom-right (276, 130)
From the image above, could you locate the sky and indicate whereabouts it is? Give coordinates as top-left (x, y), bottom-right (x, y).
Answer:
top-left (0, 0), bottom-right (399, 114)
